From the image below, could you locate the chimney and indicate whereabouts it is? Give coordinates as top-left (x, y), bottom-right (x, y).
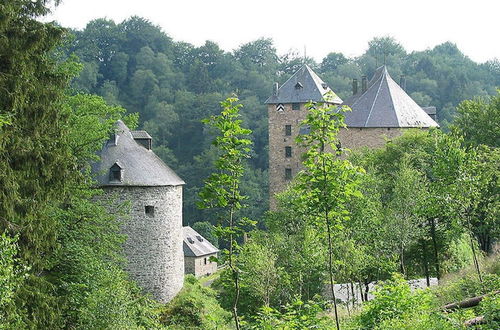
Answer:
top-left (352, 78), bottom-right (358, 95)
top-left (273, 82), bottom-right (279, 96)
top-left (361, 75), bottom-right (367, 93)
top-left (400, 75), bottom-right (406, 91)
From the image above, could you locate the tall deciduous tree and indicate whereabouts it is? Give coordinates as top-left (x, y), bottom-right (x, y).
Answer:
top-left (198, 96), bottom-right (253, 330)
top-left (293, 101), bottom-right (363, 330)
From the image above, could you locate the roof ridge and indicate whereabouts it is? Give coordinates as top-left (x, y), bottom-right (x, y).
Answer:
top-left (364, 72), bottom-right (386, 126)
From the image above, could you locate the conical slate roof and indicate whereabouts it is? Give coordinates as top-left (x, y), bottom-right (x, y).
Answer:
top-left (265, 64), bottom-right (342, 104)
top-left (343, 66), bottom-right (439, 128)
top-left (92, 120), bottom-right (185, 186)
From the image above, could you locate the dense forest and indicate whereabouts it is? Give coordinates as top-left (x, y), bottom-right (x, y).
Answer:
top-left (62, 16), bottom-right (500, 224)
top-left (1, 1), bottom-right (499, 329)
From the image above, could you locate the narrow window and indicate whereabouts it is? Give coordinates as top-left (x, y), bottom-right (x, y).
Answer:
top-left (109, 163), bottom-right (122, 182)
top-left (285, 168), bottom-right (292, 180)
top-left (145, 205), bottom-right (155, 217)
top-left (204, 257), bottom-right (207, 265)
top-left (285, 125), bottom-right (292, 136)
top-left (285, 146), bottom-right (292, 158)
top-left (292, 103), bottom-right (300, 110)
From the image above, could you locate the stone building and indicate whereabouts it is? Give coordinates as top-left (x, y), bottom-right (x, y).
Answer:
top-left (183, 226), bottom-right (219, 277)
top-left (266, 65), bottom-right (438, 208)
top-left (92, 120), bottom-right (185, 303)
top-left (265, 65), bottom-right (343, 208)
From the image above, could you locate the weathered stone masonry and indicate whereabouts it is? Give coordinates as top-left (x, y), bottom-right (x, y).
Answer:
top-left (101, 185), bottom-right (184, 303)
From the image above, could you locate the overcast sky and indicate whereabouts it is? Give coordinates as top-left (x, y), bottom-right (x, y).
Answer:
top-left (46, 0), bottom-right (499, 63)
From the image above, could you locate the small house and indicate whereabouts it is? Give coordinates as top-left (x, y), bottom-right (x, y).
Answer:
top-left (183, 226), bottom-right (219, 277)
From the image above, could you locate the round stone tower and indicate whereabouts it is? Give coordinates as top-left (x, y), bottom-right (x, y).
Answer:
top-left (92, 120), bottom-right (184, 303)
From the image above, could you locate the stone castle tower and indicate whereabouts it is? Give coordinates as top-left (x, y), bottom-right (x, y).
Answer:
top-left (265, 65), bottom-right (343, 209)
top-left (266, 65), bottom-right (439, 208)
top-left (92, 120), bottom-right (185, 303)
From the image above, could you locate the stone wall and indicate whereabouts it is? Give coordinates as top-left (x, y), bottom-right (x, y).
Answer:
top-left (101, 185), bottom-right (184, 303)
top-left (338, 127), bottom-right (403, 150)
top-left (184, 253), bottom-right (218, 277)
top-left (268, 103), bottom-right (309, 209)
top-left (268, 101), bottom-right (405, 209)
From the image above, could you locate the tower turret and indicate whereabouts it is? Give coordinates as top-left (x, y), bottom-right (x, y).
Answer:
top-left (92, 120), bottom-right (185, 303)
top-left (265, 65), bottom-right (342, 209)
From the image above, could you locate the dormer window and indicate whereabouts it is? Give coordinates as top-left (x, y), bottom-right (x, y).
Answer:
top-left (109, 162), bottom-right (123, 182)
top-left (295, 82), bottom-right (303, 90)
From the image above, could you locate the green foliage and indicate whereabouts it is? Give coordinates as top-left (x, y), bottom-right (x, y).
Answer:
top-left (451, 90), bottom-right (500, 148)
top-left (0, 233), bottom-right (25, 329)
top-left (480, 294), bottom-right (500, 329)
top-left (198, 96), bottom-right (254, 329)
top-left (251, 299), bottom-right (333, 329)
top-left (356, 274), bottom-right (452, 330)
top-left (160, 275), bottom-right (232, 329)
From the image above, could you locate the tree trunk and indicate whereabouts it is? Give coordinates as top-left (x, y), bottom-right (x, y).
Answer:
top-left (442, 291), bottom-right (499, 311)
top-left (364, 280), bottom-right (370, 302)
top-left (351, 281), bottom-right (356, 309)
top-left (326, 216), bottom-right (341, 330)
top-left (358, 281), bottom-right (365, 302)
top-left (421, 239), bottom-right (430, 287)
top-left (428, 218), bottom-right (441, 280)
top-left (229, 205), bottom-right (241, 330)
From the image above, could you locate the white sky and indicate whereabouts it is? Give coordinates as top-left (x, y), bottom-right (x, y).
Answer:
top-left (46, 0), bottom-right (499, 63)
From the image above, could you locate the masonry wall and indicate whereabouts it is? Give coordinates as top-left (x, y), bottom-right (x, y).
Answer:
top-left (184, 253), bottom-right (218, 277)
top-left (101, 185), bottom-right (184, 303)
top-left (268, 103), bottom-right (308, 209)
top-left (268, 101), bottom-right (405, 208)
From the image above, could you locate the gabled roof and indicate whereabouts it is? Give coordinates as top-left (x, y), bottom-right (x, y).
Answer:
top-left (92, 120), bottom-right (185, 186)
top-left (265, 64), bottom-right (342, 104)
top-left (343, 66), bottom-right (439, 128)
top-left (183, 226), bottom-right (219, 257)
top-left (131, 130), bottom-right (152, 139)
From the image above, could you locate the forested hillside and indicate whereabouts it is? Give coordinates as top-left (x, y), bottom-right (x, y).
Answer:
top-left (62, 16), bottom-right (500, 223)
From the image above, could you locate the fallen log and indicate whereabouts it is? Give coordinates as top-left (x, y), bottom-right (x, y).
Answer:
top-left (464, 315), bottom-right (485, 327)
top-left (442, 290), bottom-right (499, 311)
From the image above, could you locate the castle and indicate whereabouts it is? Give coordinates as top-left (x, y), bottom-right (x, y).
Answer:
top-left (90, 64), bottom-right (439, 302)
top-left (266, 65), bottom-right (439, 208)
top-left (92, 120), bottom-right (184, 303)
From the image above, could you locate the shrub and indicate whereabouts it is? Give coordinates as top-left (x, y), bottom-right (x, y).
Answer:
top-left (160, 275), bottom-right (232, 329)
top-left (356, 274), bottom-right (452, 329)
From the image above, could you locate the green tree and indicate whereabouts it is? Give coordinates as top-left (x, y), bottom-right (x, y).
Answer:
top-left (292, 101), bottom-right (363, 330)
top-left (198, 96), bottom-right (253, 330)
top-left (451, 90), bottom-right (500, 148)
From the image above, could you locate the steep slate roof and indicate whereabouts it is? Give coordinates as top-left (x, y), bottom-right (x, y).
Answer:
top-left (92, 120), bottom-right (185, 186)
top-left (265, 64), bottom-right (342, 104)
top-left (183, 226), bottom-right (219, 257)
top-left (343, 66), bottom-right (439, 128)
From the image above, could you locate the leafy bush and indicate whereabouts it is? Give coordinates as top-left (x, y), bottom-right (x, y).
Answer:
top-left (250, 299), bottom-right (333, 329)
top-left (355, 274), bottom-right (452, 329)
top-left (160, 275), bottom-right (232, 329)
top-left (480, 293), bottom-right (500, 329)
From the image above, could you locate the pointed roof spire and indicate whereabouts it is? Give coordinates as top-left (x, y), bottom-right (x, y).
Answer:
top-left (343, 66), bottom-right (439, 128)
top-left (265, 64), bottom-right (342, 104)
